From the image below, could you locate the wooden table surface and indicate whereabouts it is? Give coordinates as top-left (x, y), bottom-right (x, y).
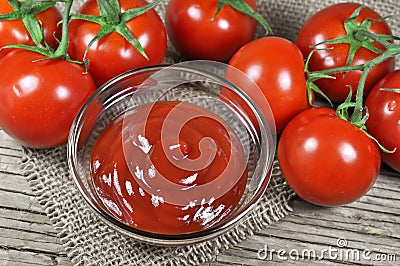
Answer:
top-left (0, 129), bottom-right (399, 265)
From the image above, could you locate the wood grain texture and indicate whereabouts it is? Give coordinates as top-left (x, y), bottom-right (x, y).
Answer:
top-left (207, 170), bottom-right (400, 265)
top-left (0, 131), bottom-right (70, 266)
top-left (0, 126), bottom-right (399, 265)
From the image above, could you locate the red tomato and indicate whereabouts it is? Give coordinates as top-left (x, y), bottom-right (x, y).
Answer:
top-left (0, 49), bottom-right (97, 148)
top-left (226, 36), bottom-right (310, 134)
top-left (296, 2), bottom-right (395, 103)
top-left (278, 107), bottom-right (381, 206)
top-left (165, 0), bottom-right (257, 62)
top-left (68, 0), bottom-right (167, 85)
top-left (365, 70), bottom-right (400, 172)
top-left (0, 0), bottom-right (62, 58)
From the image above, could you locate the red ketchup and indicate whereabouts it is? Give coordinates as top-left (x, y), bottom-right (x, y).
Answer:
top-left (90, 101), bottom-right (248, 234)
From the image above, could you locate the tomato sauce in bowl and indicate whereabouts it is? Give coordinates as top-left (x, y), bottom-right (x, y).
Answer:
top-left (90, 101), bottom-right (248, 234)
top-left (68, 62), bottom-right (276, 245)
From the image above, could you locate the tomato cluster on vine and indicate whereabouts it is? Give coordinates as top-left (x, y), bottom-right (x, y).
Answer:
top-left (0, 0), bottom-right (399, 207)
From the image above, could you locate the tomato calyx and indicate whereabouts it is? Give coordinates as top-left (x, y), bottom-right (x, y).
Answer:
top-left (69, 0), bottom-right (162, 64)
top-left (1, 0), bottom-right (81, 64)
top-left (313, 5), bottom-right (397, 67)
top-left (308, 39), bottom-right (400, 153)
top-left (0, 0), bottom-right (57, 48)
top-left (307, 42), bottom-right (400, 153)
top-left (304, 5), bottom-right (400, 154)
top-left (213, 0), bottom-right (272, 34)
top-left (305, 4), bottom-right (400, 116)
top-left (328, 38), bottom-right (400, 122)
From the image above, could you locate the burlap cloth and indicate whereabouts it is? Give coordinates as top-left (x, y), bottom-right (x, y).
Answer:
top-left (21, 0), bottom-right (399, 265)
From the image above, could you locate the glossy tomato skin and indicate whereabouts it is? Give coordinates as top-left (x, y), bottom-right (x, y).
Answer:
top-left (0, 50), bottom-right (97, 148)
top-left (365, 70), bottom-right (400, 172)
top-left (278, 107), bottom-right (381, 206)
top-left (227, 36), bottom-right (310, 133)
top-left (165, 0), bottom-right (257, 62)
top-left (296, 3), bottom-right (395, 103)
top-left (0, 0), bottom-right (62, 58)
top-left (68, 0), bottom-right (167, 85)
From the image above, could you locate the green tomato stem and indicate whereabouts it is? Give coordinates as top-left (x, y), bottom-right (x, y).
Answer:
top-left (354, 29), bottom-right (400, 49)
top-left (0, 0), bottom-right (57, 48)
top-left (53, 0), bottom-right (74, 57)
top-left (311, 64), bottom-right (365, 76)
top-left (69, 0), bottom-right (162, 62)
top-left (307, 33), bottom-right (400, 128)
top-left (350, 36), bottom-right (400, 124)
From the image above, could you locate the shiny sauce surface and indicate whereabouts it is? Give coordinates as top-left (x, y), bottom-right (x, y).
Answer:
top-left (90, 101), bottom-right (248, 234)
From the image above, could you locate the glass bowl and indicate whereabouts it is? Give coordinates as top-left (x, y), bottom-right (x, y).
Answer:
top-left (67, 61), bottom-right (276, 246)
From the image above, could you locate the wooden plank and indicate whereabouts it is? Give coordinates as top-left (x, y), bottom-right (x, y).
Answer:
top-left (211, 249), bottom-right (352, 265)
top-left (0, 226), bottom-right (65, 254)
top-left (0, 189), bottom-right (46, 215)
top-left (206, 196), bottom-right (399, 265)
top-left (0, 214), bottom-right (58, 236)
top-left (207, 174), bottom-right (400, 265)
top-left (0, 131), bottom-right (23, 184)
top-left (0, 131), bottom-right (20, 147)
top-left (0, 130), bottom-right (70, 265)
top-left (0, 173), bottom-right (36, 196)
top-left (0, 154), bottom-right (22, 176)
top-left (0, 208), bottom-right (53, 226)
top-left (0, 248), bottom-right (70, 266)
